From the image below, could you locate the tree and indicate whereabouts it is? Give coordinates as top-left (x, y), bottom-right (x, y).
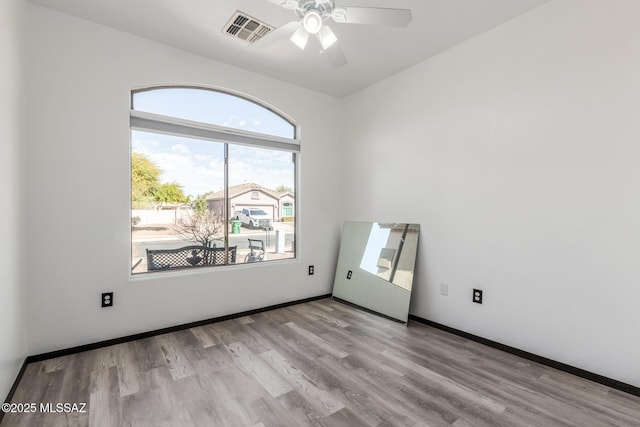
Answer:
top-left (132, 152), bottom-right (187, 205)
top-left (173, 210), bottom-right (224, 247)
top-left (275, 185), bottom-right (293, 194)
top-left (192, 193), bottom-right (212, 213)
top-left (154, 182), bottom-right (186, 203)
top-left (131, 152), bottom-right (161, 202)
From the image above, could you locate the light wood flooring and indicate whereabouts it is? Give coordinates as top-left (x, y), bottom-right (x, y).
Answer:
top-left (3, 298), bottom-right (640, 426)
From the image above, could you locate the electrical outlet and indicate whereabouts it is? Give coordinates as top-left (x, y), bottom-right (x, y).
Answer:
top-left (101, 292), bottom-right (113, 308)
top-left (346, 270), bottom-right (352, 280)
top-left (440, 283), bottom-right (448, 296)
top-left (308, 265), bottom-right (314, 275)
top-left (473, 289), bottom-right (483, 304)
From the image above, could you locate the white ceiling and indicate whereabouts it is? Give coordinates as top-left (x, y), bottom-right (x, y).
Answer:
top-left (28, 0), bottom-right (550, 97)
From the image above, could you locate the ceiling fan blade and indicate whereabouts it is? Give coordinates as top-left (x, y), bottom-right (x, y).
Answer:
top-left (265, 0), bottom-right (299, 10)
top-left (324, 40), bottom-right (347, 68)
top-left (332, 7), bottom-right (412, 27)
top-left (250, 21), bottom-right (299, 49)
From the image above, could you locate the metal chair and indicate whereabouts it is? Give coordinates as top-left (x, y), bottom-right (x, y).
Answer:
top-left (244, 239), bottom-right (265, 263)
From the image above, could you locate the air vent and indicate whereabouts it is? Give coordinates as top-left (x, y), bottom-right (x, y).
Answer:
top-left (223, 11), bottom-right (273, 44)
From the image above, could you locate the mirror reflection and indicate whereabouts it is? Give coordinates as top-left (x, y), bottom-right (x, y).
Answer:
top-left (333, 221), bottom-right (420, 323)
top-left (359, 223), bottom-right (419, 290)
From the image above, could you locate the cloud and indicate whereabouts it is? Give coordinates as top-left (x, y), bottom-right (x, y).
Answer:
top-left (228, 148), bottom-right (294, 190)
top-left (171, 144), bottom-right (190, 154)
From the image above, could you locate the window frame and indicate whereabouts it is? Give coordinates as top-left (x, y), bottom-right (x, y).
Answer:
top-left (130, 85), bottom-right (299, 277)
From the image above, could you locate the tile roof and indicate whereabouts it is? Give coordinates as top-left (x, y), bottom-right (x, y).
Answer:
top-left (205, 183), bottom-right (288, 201)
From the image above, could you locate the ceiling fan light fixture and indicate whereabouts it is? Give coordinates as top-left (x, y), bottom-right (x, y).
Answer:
top-left (290, 26), bottom-right (309, 49)
top-left (302, 10), bottom-right (322, 34)
top-left (318, 25), bottom-right (337, 50)
top-left (258, 1), bottom-right (412, 68)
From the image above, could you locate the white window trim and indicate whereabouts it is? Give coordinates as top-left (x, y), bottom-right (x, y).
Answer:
top-left (130, 110), bottom-right (300, 153)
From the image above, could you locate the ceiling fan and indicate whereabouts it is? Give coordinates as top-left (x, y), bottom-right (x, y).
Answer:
top-left (252, 0), bottom-right (412, 68)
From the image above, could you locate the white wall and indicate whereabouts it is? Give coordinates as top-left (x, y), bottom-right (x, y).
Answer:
top-left (0, 0), bottom-right (27, 398)
top-left (24, 3), bottom-right (343, 355)
top-left (131, 209), bottom-right (189, 226)
top-left (341, 0), bottom-right (640, 387)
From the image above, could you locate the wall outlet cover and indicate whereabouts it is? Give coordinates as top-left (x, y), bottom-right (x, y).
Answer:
top-left (102, 292), bottom-right (114, 308)
top-left (441, 283), bottom-right (448, 296)
top-left (473, 289), bottom-right (483, 304)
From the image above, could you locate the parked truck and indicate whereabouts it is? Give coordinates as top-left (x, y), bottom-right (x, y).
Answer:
top-left (234, 208), bottom-right (273, 229)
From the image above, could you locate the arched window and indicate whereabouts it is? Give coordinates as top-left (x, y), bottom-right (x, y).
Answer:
top-left (130, 86), bottom-right (298, 275)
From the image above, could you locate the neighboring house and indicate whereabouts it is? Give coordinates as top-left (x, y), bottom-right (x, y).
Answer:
top-left (206, 183), bottom-right (294, 221)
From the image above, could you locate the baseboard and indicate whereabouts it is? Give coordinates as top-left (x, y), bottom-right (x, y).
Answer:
top-left (1, 358), bottom-right (29, 424)
top-left (26, 294), bottom-right (332, 364)
top-left (408, 314), bottom-right (640, 398)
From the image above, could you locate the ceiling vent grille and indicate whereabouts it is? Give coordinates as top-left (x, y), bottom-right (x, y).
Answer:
top-left (223, 11), bottom-right (273, 44)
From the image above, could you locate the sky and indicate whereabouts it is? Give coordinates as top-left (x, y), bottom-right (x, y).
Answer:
top-left (133, 87), bottom-right (295, 139)
top-left (360, 223), bottom-right (392, 275)
top-left (131, 88), bottom-right (296, 197)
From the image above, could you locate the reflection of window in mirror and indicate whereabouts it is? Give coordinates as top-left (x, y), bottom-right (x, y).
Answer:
top-left (377, 248), bottom-right (395, 270)
top-left (358, 223), bottom-right (417, 288)
top-left (360, 223), bottom-right (391, 276)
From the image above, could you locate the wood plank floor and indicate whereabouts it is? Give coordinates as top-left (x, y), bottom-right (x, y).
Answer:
top-left (3, 298), bottom-right (640, 426)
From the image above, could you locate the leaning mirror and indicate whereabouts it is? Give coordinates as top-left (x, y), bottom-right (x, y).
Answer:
top-left (332, 221), bottom-right (419, 323)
